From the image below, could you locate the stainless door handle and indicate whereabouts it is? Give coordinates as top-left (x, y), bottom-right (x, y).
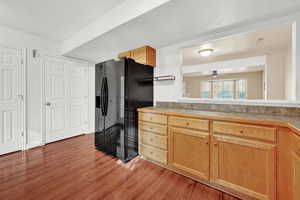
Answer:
top-left (46, 102), bottom-right (51, 106)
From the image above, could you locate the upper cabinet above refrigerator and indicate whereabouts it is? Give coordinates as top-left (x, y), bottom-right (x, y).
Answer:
top-left (118, 46), bottom-right (156, 67)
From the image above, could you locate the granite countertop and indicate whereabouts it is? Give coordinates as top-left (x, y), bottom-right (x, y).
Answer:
top-left (138, 106), bottom-right (300, 135)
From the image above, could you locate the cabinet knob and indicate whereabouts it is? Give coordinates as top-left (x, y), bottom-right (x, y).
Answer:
top-left (239, 130), bottom-right (244, 134)
top-left (46, 102), bottom-right (51, 106)
top-left (205, 141), bottom-right (209, 145)
top-left (214, 143), bottom-right (218, 146)
top-left (186, 122), bottom-right (190, 126)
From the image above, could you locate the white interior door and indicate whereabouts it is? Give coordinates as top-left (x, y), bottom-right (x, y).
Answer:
top-left (44, 57), bottom-right (88, 144)
top-left (0, 46), bottom-right (23, 155)
top-left (45, 57), bottom-right (70, 143)
top-left (69, 62), bottom-right (88, 136)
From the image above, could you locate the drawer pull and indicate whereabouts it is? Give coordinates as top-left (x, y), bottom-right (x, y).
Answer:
top-left (186, 122), bottom-right (190, 126)
top-left (205, 141), bottom-right (209, 145)
top-left (239, 130), bottom-right (244, 134)
top-left (214, 143), bottom-right (218, 146)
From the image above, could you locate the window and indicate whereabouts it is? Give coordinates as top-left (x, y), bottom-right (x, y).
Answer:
top-left (200, 79), bottom-right (247, 99)
top-left (200, 81), bottom-right (210, 99)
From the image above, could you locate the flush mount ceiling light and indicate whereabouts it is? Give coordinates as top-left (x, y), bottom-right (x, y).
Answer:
top-left (198, 48), bottom-right (214, 57)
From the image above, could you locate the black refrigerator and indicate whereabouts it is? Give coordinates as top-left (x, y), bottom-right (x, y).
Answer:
top-left (95, 58), bottom-right (153, 162)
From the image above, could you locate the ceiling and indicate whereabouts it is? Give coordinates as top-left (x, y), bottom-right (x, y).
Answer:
top-left (182, 24), bottom-right (292, 66)
top-left (0, 0), bottom-right (300, 62)
top-left (0, 0), bottom-right (125, 41)
top-left (66, 0), bottom-right (300, 62)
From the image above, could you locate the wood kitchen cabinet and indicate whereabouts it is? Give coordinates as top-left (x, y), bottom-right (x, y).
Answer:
top-left (292, 133), bottom-right (300, 200)
top-left (138, 108), bottom-right (300, 200)
top-left (118, 46), bottom-right (156, 67)
top-left (277, 128), bottom-right (293, 200)
top-left (292, 152), bottom-right (300, 200)
top-left (277, 128), bottom-right (300, 200)
top-left (118, 51), bottom-right (131, 58)
top-left (169, 127), bottom-right (210, 181)
top-left (210, 135), bottom-right (276, 200)
top-left (138, 112), bottom-right (168, 165)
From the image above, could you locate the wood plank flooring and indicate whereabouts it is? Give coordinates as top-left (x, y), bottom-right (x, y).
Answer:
top-left (0, 134), bottom-right (240, 200)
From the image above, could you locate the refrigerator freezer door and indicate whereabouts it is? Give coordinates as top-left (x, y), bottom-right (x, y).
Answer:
top-left (95, 60), bottom-right (126, 161)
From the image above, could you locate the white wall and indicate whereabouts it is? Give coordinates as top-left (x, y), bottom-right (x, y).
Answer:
top-left (0, 25), bottom-right (94, 149)
top-left (154, 13), bottom-right (300, 103)
top-left (293, 19), bottom-right (300, 100)
top-left (154, 45), bottom-right (182, 103)
top-left (285, 47), bottom-right (294, 99)
top-left (0, 25), bottom-right (60, 54)
top-left (0, 25), bottom-right (62, 149)
top-left (266, 51), bottom-right (286, 100)
top-left (26, 50), bottom-right (44, 148)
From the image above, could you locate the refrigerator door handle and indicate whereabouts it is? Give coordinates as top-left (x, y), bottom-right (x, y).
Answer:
top-left (100, 77), bottom-right (106, 116)
top-left (103, 77), bottom-right (109, 117)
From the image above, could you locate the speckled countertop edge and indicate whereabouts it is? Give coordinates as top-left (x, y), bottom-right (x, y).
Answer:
top-left (138, 107), bottom-right (300, 136)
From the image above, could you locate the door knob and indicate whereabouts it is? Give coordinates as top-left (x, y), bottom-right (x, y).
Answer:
top-left (46, 102), bottom-right (51, 106)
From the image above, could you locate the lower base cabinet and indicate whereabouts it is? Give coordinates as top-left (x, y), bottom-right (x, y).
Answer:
top-left (138, 111), bottom-right (300, 200)
top-left (292, 152), bottom-right (300, 200)
top-left (211, 136), bottom-right (276, 200)
top-left (169, 127), bottom-right (210, 181)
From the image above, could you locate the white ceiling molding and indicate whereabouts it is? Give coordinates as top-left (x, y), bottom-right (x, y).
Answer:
top-left (61, 0), bottom-right (171, 55)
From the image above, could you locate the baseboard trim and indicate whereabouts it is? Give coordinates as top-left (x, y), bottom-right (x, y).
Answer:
top-left (26, 142), bottom-right (44, 150)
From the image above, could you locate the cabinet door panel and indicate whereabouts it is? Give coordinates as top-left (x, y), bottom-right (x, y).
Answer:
top-left (118, 51), bottom-right (131, 58)
top-left (293, 152), bottom-right (300, 200)
top-left (211, 136), bottom-right (275, 200)
top-left (169, 127), bottom-right (210, 180)
top-left (132, 47), bottom-right (147, 64)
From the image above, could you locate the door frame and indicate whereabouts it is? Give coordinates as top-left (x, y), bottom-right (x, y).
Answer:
top-left (21, 48), bottom-right (26, 150)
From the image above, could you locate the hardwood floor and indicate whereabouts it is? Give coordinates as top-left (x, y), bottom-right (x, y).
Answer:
top-left (0, 134), bottom-right (239, 200)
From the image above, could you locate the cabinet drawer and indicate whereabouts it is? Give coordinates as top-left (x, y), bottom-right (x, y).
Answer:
top-left (140, 144), bottom-right (167, 164)
top-left (169, 116), bottom-right (209, 131)
top-left (140, 131), bottom-right (167, 150)
top-left (292, 133), bottom-right (300, 157)
top-left (139, 122), bottom-right (167, 135)
top-left (139, 112), bottom-right (167, 125)
top-left (213, 121), bottom-right (276, 142)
